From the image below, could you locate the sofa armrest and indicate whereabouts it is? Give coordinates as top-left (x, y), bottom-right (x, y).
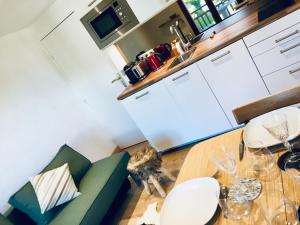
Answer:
top-left (0, 214), bottom-right (14, 225)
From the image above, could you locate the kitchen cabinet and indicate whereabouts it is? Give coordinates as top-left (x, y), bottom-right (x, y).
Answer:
top-left (243, 9), bottom-right (300, 48)
top-left (263, 61), bottom-right (300, 94)
top-left (243, 9), bottom-right (300, 94)
top-left (163, 63), bottom-right (232, 141)
top-left (251, 35), bottom-right (300, 76)
top-left (197, 40), bottom-right (270, 126)
top-left (121, 82), bottom-right (189, 151)
top-left (127, 0), bottom-right (174, 24)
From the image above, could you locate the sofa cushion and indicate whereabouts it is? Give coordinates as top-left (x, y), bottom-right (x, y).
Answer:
top-left (49, 152), bottom-right (130, 225)
top-left (30, 163), bottom-right (80, 214)
top-left (8, 145), bottom-right (92, 225)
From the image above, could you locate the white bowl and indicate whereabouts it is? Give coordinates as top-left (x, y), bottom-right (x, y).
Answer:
top-left (160, 177), bottom-right (220, 225)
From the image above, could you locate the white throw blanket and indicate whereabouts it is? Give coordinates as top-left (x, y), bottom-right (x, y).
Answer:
top-left (136, 202), bottom-right (160, 225)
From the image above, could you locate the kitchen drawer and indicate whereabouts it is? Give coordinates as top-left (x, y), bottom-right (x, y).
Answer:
top-left (253, 37), bottom-right (300, 76)
top-left (263, 61), bottom-right (300, 94)
top-left (248, 22), bottom-right (300, 57)
top-left (244, 9), bottom-right (300, 47)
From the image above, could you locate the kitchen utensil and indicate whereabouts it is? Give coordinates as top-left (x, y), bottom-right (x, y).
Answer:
top-left (160, 177), bottom-right (220, 225)
top-left (243, 107), bottom-right (300, 149)
top-left (146, 52), bottom-right (164, 71)
top-left (239, 130), bottom-right (245, 161)
top-left (263, 113), bottom-right (292, 152)
top-left (154, 43), bottom-right (172, 61)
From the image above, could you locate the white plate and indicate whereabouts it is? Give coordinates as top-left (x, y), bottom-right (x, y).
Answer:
top-left (160, 177), bottom-right (220, 225)
top-left (244, 107), bottom-right (300, 148)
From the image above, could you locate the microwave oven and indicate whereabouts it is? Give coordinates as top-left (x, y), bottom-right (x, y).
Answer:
top-left (81, 0), bottom-right (139, 49)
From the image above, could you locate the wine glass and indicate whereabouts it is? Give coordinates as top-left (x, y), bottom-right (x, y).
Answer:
top-left (211, 146), bottom-right (239, 182)
top-left (248, 146), bottom-right (275, 173)
top-left (258, 189), bottom-right (299, 225)
top-left (284, 152), bottom-right (300, 183)
top-left (263, 113), bottom-right (292, 152)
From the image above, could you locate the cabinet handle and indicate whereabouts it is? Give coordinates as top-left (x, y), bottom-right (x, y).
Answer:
top-left (88, 0), bottom-right (97, 7)
top-left (172, 72), bottom-right (189, 81)
top-left (275, 30), bottom-right (299, 43)
top-left (289, 67), bottom-right (300, 74)
top-left (280, 43), bottom-right (300, 54)
top-left (211, 51), bottom-right (231, 62)
top-left (135, 91), bottom-right (149, 100)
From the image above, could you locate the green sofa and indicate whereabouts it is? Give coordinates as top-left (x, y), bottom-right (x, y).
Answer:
top-left (2, 145), bottom-right (130, 225)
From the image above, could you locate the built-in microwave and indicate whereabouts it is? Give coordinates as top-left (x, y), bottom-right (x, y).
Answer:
top-left (81, 0), bottom-right (139, 49)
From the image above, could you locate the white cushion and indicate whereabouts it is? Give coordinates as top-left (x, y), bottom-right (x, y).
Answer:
top-left (30, 163), bottom-right (80, 214)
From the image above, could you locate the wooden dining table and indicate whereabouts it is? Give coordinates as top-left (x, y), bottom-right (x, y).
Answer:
top-left (175, 128), bottom-right (300, 225)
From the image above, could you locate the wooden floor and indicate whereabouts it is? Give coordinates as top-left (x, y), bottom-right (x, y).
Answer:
top-left (109, 142), bottom-right (194, 225)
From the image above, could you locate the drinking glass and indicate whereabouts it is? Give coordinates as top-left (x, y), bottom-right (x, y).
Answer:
top-left (219, 186), bottom-right (253, 220)
top-left (248, 146), bottom-right (275, 173)
top-left (258, 189), bottom-right (299, 225)
top-left (263, 113), bottom-right (292, 152)
top-left (211, 146), bottom-right (239, 182)
top-left (284, 152), bottom-right (300, 183)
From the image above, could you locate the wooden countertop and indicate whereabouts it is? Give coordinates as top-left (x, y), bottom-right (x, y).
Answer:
top-left (175, 128), bottom-right (300, 224)
top-left (117, 1), bottom-right (300, 100)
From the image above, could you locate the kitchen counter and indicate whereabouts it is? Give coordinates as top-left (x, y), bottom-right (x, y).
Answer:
top-left (117, 1), bottom-right (300, 100)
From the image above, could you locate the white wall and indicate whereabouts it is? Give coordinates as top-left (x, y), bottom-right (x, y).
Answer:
top-left (0, 27), bottom-right (116, 213)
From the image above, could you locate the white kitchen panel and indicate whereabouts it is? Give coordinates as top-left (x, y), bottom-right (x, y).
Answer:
top-left (253, 37), bottom-right (300, 76)
top-left (127, 0), bottom-right (175, 24)
top-left (197, 40), bottom-right (270, 126)
top-left (121, 82), bottom-right (188, 151)
top-left (244, 9), bottom-right (300, 47)
top-left (163, 63), bottom-right (232, 141)
top-left (248, 22), bottom-right (300, 57)
top-left (263, 61), bottom-right (300, 94)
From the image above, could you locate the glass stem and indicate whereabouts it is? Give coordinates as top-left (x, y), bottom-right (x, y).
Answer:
top-left (232, 172), bottom-right (239, 184)
top-left (284, 141), bottom-right (292, 152)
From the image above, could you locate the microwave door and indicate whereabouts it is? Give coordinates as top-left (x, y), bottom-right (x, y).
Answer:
top-left (90, 6), bottom-right (122, 41)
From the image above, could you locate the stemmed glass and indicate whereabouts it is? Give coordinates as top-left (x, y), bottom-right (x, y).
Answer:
top-left (248, 146), bottom-right (275, 173)
top-left (258, 189), bottom-right (299, 225)
top-left (263, 113), bottom-right (292, 152)
top-left (211, 146), bottom-right (239, 183)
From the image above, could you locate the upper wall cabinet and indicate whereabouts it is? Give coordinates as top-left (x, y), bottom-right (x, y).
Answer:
top-left (127, 0), bottom-right (173, 23)
top-left (197, 40), bottom-right (270, 126)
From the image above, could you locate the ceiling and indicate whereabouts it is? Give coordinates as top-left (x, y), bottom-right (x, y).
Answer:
top-left (0, 0), bottom-right (56, 37)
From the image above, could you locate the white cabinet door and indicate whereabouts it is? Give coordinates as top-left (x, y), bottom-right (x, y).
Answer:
top-left (121, 82), bottom-right (187, 151)
top-left (163, 64), bottom-right (232, 141)
top-left (197, 40), bottom-right (270, 126)
top-left (40, 11), bottom-right (146, 148)
top-left (127, 0), bottom-right (170, 23)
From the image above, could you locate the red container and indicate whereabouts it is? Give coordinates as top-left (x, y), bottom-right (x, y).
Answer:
top-left (146, 53), bottom-right (164, 71)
